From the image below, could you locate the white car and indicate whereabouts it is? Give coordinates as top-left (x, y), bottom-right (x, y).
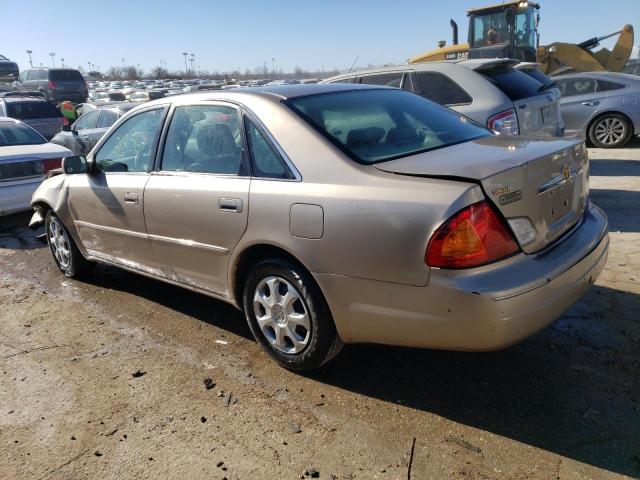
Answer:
top-left (0, 117), bottom-right (71, 215)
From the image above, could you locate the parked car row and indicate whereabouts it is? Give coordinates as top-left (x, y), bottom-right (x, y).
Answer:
top-left (27, 84), bottom-right (609, 370)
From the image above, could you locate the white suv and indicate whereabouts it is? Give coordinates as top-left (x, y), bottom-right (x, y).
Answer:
top-left (323, 59), bottom-right (564, 137)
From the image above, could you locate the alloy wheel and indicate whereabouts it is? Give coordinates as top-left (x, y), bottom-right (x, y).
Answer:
top-left (48, 217), bottom-right (71, 268)
top-left (253, 276), bottom-right (311, 354)
top-left (594, 117), bottom-right (626, 146)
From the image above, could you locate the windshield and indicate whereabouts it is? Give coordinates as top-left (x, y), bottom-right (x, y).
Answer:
top-left (286, 89), bottom-right (490, 164)
top-left (470, 7), bottom-right (536, 48)
top-left (0, 121), bottom-right (46, 146)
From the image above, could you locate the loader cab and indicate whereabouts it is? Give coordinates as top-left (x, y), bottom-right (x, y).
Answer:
top-left (468, 1), bottom-right (539, 62)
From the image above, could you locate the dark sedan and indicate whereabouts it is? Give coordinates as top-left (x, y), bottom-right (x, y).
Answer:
top-left (50, 103), bottom-right (136, 155)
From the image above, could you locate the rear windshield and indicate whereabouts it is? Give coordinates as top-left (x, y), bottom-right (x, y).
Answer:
top-left (286, 89), bottom-right (490, 164)
top-left (479, 66), bottom-right (545, 100)
top-left (0, 121), bottom-right (46, 146)
top-left (50, 69), bottom-right (84, 81)
top-left (6, 100), bottom-right (61, 120)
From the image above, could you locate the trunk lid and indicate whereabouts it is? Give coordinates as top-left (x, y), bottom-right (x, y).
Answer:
top-left (374, 135), bottom-right (589, 253)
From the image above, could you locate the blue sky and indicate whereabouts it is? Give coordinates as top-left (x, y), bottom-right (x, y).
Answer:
top-left (1, 0), bottom-right (638, 74)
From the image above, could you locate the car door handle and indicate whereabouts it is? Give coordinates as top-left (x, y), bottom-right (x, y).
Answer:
top-left (581, 101), bottom-right (599, 106)
top-left (219, 198), bottom-right (242, 213)
top-left (123, 192), bottom-right (139, 204)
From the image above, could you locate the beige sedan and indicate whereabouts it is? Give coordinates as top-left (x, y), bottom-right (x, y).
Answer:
top-left (29, 84), bottom-right (609, 370)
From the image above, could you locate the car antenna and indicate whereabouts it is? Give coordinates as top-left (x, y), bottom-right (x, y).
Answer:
top-left (348, 56), bottom-right (359, 73)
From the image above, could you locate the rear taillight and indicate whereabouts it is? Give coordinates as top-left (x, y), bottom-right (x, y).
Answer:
top-left (47, 80), bottom-right (56, 89)
top-left (487, 109), bottom-right (519, 136)
top-left (426, 201), bottom-right (519, 269)
top-left (42, 158), bottom-right (62, 172)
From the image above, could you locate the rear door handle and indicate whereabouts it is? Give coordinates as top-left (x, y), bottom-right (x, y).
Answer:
top-left (219, 198), bottom-right (242, 213)
top-left (581, 101), bottom-right (599, 106)
top-left (123, 192), bottom-right (139, 204)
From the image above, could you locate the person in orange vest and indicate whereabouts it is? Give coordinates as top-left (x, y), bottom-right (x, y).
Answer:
top-left (59, 100), bottom-right (77, 123)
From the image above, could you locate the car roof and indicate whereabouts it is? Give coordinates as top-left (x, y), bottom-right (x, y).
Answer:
top-left (323, 58), bottom-right (518, 80)
top-left (552, 71), bottom-right (640, 84)
top-left (1, 96), bottom-right (49, 103)
top-left (150, 83), bottom-right (390, 104)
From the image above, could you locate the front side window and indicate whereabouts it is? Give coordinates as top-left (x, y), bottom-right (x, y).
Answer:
top-left (94, 108), bottom-right (164, 173)
top-left (557, 78), bottom-right (597, 97)
top-left (286, 89), bottom-right (490, 164)
top-left (96, 110), bottom-right (118, 128)
top-left (161, 104), bottom-right (244, 175)
top-left (416, 72), bottom-right (472, 105)
top-left (245, 118), bottom-right (293, 179)
top-left (74, 111), bottom-right (99, 130)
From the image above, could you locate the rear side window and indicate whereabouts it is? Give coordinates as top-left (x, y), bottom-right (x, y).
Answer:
top-left (359, 73), bottom-right (404, 89)
top-left (161, 105), bottom-right (244, 175)
top-left (49, 69), bottom-right (84, 81)
top-left (596, 80), bottom-right (625, 92)
top-left (416, 72), bottom-right (472, 105)
top-left (6, 101), bottom-right (61, 120)
top-left (479, 66), bottom-right (544, 100)
top-left (245, 118), bottom-right (293, 179)
top-left (327, 76), bottom-right (356, 84)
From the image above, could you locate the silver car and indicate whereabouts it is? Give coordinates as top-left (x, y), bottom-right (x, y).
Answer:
top-left (29, 84), bottom-right (608, 370)
top-left (323, 59), bottom-right (564, 138)
top-left (554, 72), bottom-right (640, 148)
top-left (0, 94), bottom-right (66, 140)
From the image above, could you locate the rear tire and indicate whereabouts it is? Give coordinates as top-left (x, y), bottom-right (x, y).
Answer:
top-left (45, 211), bottom-right (93, 278)
top-left (588, 113), bottom-right (632, 148)
top-left (242, 259), bottom-right (343, 371)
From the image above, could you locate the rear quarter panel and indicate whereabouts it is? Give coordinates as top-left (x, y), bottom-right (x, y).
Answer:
top-left (229, 95), bottom-right (484, 289)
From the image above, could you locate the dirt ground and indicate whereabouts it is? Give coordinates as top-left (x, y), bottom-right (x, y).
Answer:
top-left (1, 140), bottom-right (639, 480)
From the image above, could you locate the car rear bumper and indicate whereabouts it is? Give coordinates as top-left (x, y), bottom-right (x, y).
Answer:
top-left (315, 202), bottom-right (609, 350)
top-left (0, 180), bottom-right (42, 216)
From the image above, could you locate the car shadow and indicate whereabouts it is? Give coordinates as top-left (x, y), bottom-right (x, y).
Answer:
top-left (76, 263), bottom-right (253, 341)
top-left (0, 211), bottom-right (45, 250)
top-left (590, 159), bottom-right (640, 176)
top-left (590, 188), bottom-right (640, 233)
top-left (306, 283), bottom-right (640, 477)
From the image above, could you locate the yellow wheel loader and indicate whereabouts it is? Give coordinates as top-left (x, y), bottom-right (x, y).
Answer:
top-left (409, 1), bottom-right (634, 75)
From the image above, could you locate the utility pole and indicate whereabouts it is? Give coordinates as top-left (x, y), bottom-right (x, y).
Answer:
top-left (26, 50), bottom-right (33, 68)
top-left (49, 52), bottom-right (55, 67)
top-left (182, 52), bottom-right (188, 76)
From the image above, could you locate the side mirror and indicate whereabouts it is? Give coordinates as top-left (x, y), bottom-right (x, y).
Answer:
top-left (62, 124), bottom-right (71, 132)
top-left (62, 155), bottom-right (88, 175)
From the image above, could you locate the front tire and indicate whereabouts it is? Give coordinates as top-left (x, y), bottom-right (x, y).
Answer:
top-left (243, 259), bottom-right (343, 371)
top-left (45, 211), bottom-right (93, 277)
top-left (588, 113), bottom-right (632, 148)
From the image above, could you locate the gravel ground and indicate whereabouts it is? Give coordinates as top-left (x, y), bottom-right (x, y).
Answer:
top-left (1, 140), bottom-right (639, 480)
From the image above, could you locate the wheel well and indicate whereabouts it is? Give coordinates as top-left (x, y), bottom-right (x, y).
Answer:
top-left (232, 244), bottom-right (313, 306)
top-left (32, 201), bottom-right (52, 215)
top-left (587, 111), bottom-right (634, 138)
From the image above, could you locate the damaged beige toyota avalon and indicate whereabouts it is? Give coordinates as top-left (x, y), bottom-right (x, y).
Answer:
top-left (29, 84), bottom-right (609, 370)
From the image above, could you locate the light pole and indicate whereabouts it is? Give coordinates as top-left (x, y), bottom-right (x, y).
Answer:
top-left (61, 58), bottom-right (65, 68)
top-left (182, 52), bottom-right (188, 77)
top-left (87, 61), bottom-right (91, 72)
top-left (272, 57), bottom-right (275, 74)
top-left (26, 50), bottom-right (33, 68)
top-left (190, 53), bottom-right (195, 76)
top-left (49, 52), bottom-right (55, 67)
